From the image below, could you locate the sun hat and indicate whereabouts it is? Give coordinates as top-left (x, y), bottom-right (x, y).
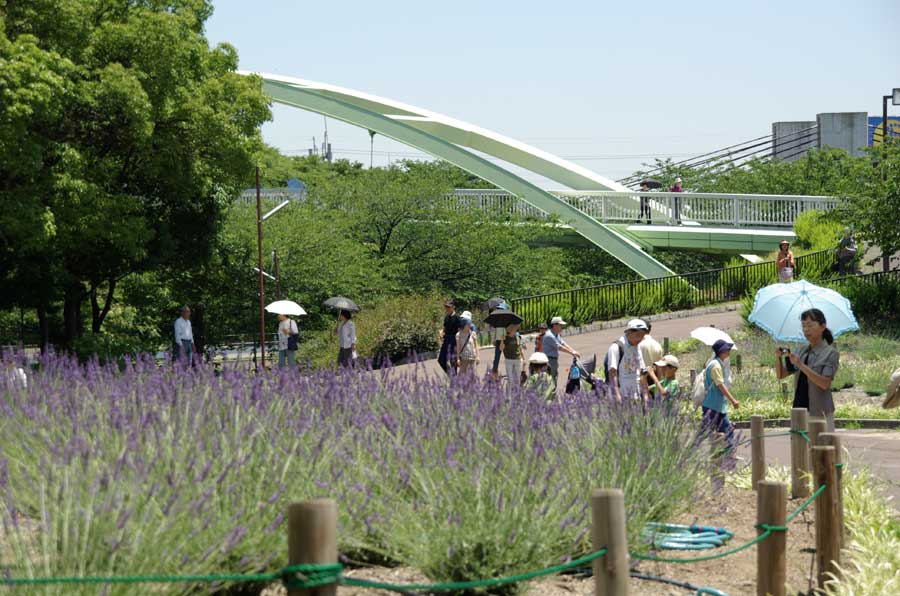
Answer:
top-left (625, 318), bottom-right (649, 331)
top-left (550, 316), bottom-right (567, 326)
top-left (712, 339), bottom-right (734, 355)
top-left (674, 177), bottom-right (682, 183)
top-left (883, 368), bottom-right (900, 409)
top-left (654, 355), bottom-right (680, 369)
top-left (529, 352), bottom-right (549, 365)
top-left (461, 310), bottom-right (473, 320)
top-left (538, 322), bottom-right (549, 329)
top-left (780, 240), bottom-right (790, 246)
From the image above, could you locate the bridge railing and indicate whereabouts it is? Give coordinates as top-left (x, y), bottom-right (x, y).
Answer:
top-left (449, 189), bottom-right (839, 228)
top-left (509, 249), bottom-right (836, 332)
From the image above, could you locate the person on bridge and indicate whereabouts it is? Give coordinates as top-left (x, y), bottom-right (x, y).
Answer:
top-left (670, 177), bottom-right (683, 225)
top-left (774, 308), bottom-right (839, 432)
top-left (638, 181), bottom-right (652, 224)
top-left (438, 300), bottom-right (462, 375)
top-left (777, 240), bottom-right (795, 283)
top-left (541, 317), bottom-right (579, 391)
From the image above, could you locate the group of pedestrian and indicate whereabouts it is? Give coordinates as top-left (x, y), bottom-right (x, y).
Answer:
top-left (637, 177), bottom-right (684, 225)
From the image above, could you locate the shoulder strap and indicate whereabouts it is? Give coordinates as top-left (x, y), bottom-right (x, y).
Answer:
top-left (617, 339), bottom-right (626, 364)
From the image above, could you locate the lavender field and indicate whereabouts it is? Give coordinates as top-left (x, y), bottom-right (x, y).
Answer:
top-left (1, 354), bottom-right (712, 594)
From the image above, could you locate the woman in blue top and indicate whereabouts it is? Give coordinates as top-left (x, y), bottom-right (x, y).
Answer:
top-left (701, 340), bottom-right (741, 450)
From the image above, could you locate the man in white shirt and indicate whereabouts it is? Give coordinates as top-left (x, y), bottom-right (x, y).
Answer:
top-left (336, 310), bottom-right (357, 367)
top-left (607, 319), bottom-right (648, 402)
top-left (174, 306), bottom-right (194, 363)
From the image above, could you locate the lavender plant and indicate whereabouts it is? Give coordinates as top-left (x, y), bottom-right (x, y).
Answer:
top-left (0, 353), bottom-right (711, 594)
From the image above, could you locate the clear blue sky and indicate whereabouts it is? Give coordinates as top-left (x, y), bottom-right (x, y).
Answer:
top-left (206, 0), bottom-right (900, 184)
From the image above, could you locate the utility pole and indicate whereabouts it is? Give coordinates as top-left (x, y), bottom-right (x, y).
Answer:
top-left (256, 166), bottom-right (266, 370)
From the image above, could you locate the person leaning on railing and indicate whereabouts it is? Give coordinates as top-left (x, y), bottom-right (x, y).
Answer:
top-left (774, 308), bottom-right (839, 432)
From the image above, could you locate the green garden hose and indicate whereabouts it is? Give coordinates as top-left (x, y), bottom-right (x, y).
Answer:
top-left (643, 522), bottom-right (735, 550)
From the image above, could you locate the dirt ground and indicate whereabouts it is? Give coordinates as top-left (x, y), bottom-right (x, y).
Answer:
top-left (263, 483), bottom-right (822, 596)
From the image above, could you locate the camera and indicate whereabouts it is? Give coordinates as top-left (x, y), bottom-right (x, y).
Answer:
top-left (781, 348), bottom-right (797, 373)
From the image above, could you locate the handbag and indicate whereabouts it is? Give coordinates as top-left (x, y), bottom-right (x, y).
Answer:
top-left (286, 320), bottom-right (299, 351)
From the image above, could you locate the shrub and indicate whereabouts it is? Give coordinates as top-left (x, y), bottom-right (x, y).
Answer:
top-left (793, 210), bottom-right (842, 250)
top-left (0, 354), bottom-right (713, 595)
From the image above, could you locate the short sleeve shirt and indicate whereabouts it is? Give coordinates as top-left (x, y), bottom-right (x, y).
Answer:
top-left (608, 337), bottom-right (646, 399)
top-left (639, 336), bottom-right (663, 369)
top-left (443, 313), bottom-right (461, 339)
top-left (793, 343), bottom-right (839, 416)
top-left (540, 330), bottom-right (566, 358)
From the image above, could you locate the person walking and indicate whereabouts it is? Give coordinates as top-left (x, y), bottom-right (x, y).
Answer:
top-left (455, 315), bottom-right (479, 375)
top-left (605, 319), bottom-right (648, 402)
top-left (438, 300), bottom-right (462, 375)
top-left (836, 229), bottom-right (858, 275)
top-left (670, 177), bottom-right (684, 224)
top-left (774, 308), bottom-right (840, 432)
top-left (638, 181), bottom-right (652, 224)
top-left (776, 240), bottom-right (795, 283)
top-left (541, 316), bottom-right (580, 391)
top-left (277, 313), bottom-right (300, 369)
top-left (534, 322), bottom-right (549, 353)
top-left (174, 306), bottom-right (194, 364)
top-left (648, 355), bottom-right (681, 401)
top-left (336, 310), bottom-right (357, 367)
top-left (700, 340), bottom-right (740, 450)
top-left (500, 323), bottom-right (527, 385)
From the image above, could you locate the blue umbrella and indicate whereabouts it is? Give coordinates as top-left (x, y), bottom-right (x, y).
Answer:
top-left (748, 280), bottom-right (859, 342)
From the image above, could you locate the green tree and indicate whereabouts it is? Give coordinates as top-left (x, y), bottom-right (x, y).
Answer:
top-left (0, 0), bottom-right (270, 348)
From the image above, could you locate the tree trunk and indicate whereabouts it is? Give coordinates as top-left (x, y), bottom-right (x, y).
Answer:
top-left (90, 278), bottom-right (117, 334)
top-left (63, 282), bottom-right (85, 347)
top-left (36, 302), bottom-right (50, 354)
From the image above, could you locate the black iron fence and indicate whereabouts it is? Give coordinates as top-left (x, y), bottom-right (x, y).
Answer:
top-left (510, 249), bottom-right (837, 332)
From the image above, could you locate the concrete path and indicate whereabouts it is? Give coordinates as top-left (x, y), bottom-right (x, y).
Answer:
top-left (736, 429), bottom-right (900, 507)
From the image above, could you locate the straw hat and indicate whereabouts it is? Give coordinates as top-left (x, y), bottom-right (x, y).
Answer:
top-left (882, 368), bottom-right (900, 409)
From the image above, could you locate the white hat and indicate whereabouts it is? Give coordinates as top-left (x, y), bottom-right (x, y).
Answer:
top-left (625, 318), bottom-right (649, 331)
top-left (550, 316), bottom-right (567, 326)
top-left (654, 355), bottom-right (680, 369)
top-left (883, 368), bottom-right (900, 409)
top-left (461, 310), bottom-right (473, 320)
top-left (674, 177), bottom-right (682, 183)
top-left (529, 352), bottom-right (549, 365)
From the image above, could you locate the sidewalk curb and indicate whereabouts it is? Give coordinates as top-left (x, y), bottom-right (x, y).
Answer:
top-left (733, 418), bottom-right (900, 430)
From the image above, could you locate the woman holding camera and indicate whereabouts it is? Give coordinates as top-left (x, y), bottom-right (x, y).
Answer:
top-left (774, 308), bottom-right (840, 432)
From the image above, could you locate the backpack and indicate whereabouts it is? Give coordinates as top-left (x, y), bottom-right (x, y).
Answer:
top-left (603, 339), bottom-right (626, 381)
top-left (692, 360), bottom-right (713, 408)
top-left (287, 319), bottom-right (300, 351)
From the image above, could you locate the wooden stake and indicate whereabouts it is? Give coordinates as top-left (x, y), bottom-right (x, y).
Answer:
top-left (790, 408), bottom-right (810, 499)
top-left (288, 500), bottom-right (338, 596)
top-left (663, 337), bottom-right (670, 354)
top-left (812, 446), bottom-right (840, 590)
top-left (592, 489), bottom-right (629, 596)
top-left (818, 433), bottom-right (844, 551)
top-left (757, 481), bottom-right (787, 596)
top-left (807, 418), bottom-right (826, 456)
top-left (734, 353), bottom-right (743, 374)
top-left (780, 382), bottom-right (790, 402)
top-left (690, 369), bottom-right (697, 387)
top-left (750, 415), bottom-right (766, 490)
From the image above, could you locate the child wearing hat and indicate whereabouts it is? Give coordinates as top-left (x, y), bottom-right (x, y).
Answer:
top-left (525, 352), bottom-right (556, 401)
top-left (648, 354), bottom-right (681, 401)
top-left (700, 340), bottom-right (740, 449)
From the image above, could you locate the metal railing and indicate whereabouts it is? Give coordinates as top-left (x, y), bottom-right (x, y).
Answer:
top-left (448, 189), bottom-right (839, 228)
top-left (509, 249), bottom-right (837, 333)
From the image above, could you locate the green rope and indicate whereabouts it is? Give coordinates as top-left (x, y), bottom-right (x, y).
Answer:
top-left (785, 483), bottom-right (827, 523)
top-left (631, 529), bottom-right (773, 564)
top-left (790, 429), bottom-right (810, 443)
top-left (340, 549), bottom-right (607, 591)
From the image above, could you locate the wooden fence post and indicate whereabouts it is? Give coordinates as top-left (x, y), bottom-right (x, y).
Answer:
top-left (780, 382), bottom-right (789, 402)
top-left (690, 369), bottom-right (697, 387)
top-left (663, 337), bottom-right (670, 354)
top-left (812, 446), bottom-right (840, 590)
top-left (790, 408), bottom-right (810, 499)
top-left (818, 433), bottom-right (845, 551)
top-left (757, 481), bottom-right (787, 596)
top-left (751, 415), bottom-right (766, 490)
top-left (807, 418), bottom-right (826, 457)
top-left (592, 489), bottom-right (629, 596)
top-left (734, 353), bottom-right (743, 375)
top-left (710, 432), bottom-right (726, 491)
top-left (288, 499), bottom-right (338, 596)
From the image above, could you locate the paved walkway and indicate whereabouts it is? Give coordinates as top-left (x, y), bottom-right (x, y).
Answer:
top-left (736, 429), bottom-right (900, 507)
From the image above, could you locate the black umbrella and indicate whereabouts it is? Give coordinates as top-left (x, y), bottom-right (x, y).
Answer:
top-left (484, 309), bottom-right (523, 328)
top-left (323, 296), bottom-right (360, 312)
top-left (484, 296), bottom-right (509, 311)
top-left (640, 178), bottom-right (662, 190)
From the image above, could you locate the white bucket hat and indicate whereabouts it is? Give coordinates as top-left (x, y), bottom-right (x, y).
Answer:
top-left (529, 352), bottom-right (549, 365)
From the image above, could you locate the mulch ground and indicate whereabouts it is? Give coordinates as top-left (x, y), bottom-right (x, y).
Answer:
top-left (263, 482), bottom-right (824, 596)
